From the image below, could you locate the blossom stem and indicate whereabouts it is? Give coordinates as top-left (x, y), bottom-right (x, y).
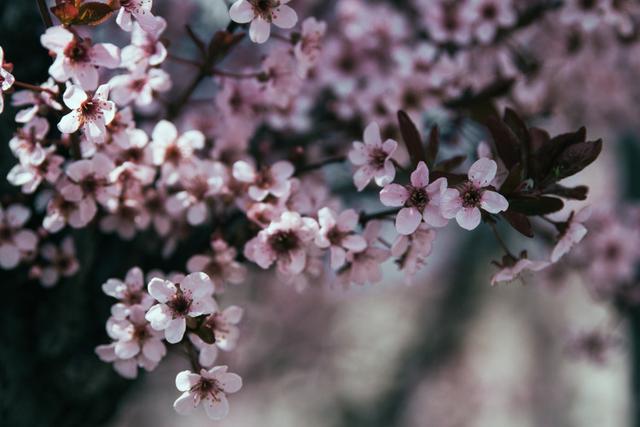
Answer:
top-left (13, 80), bottom-right (57, 96)
top-left (359, 208), bottom-right (400, 225)
top-left (295, 156), bottom-right (347, 175)
top-left (210, 69), bottom-right (264, 79)
top-left (488, 221), bottom-right (515, 258)
top-left (271, 33), bottom-right (293, 44)
top-left (183, 340), bottom-right (201, 372)
top-left (36, 0), bottom-right (53, 28)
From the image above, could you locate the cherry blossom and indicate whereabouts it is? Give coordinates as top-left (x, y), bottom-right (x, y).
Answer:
top-left (0, 46), bottom-right (16, 114)
top-left (102, 266), bottom-right (155, 320)
top-left (109, 66), bottom-right (171, 107)
top-left (115, 0), bottom-right (161, 33)
top-left (315, 207), bottom-right (366, 269)
top-left (0, 204), bottom-right (38, 270)
top-left (380, 161), bottom-right (449, 235)
top-left (490, 256), bottom-right (550, 285)
top-left (349, 122), bottom-right (398, 191)
top-left (232, 159), bottom-right (294, 202)
top-left (294, 17), bottom-right (327, 78)
top-left (229, 0), bottom-right (298, 44)
top-left (58, 84), bottom-right (116, 145)
top-left (9, 117), bottom-right (50, 165)
top-left (11, 78), bottom-right (62, 123)
top-left (41, 26), bottom-right (120, 90)
top-left (145, 272), bottom-right (216, 343)
top-left (60, 153), bottom-right (119, 216)
top-left (391, 224), bottom-right (437, 284)
top-left (337, 221), bottom-right (390, 287)
top-left (8, 146), bottom-right (64, 194)
top-left (32, 237), bottom-right (79, 287)
top-left (186, 238), bottom-right (247, 290)
top-left (244, 211), bottom-right (318, 275)
top-left (465, 0), bottom-right (516, 44)
top-left (149, 120), bottom-right (205, 184)
top-left (198, 305), bottom-right (244, 352)
top-left (441, 158), bottom-right (509, 230)
top-left (121, 18), bottom-right (168, 70)
top-left (173, 366), bottom-right (242, 420)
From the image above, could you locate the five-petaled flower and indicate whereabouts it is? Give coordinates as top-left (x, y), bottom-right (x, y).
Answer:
top-left (441, 158), bottom-right (509, 230)
top-left (145, 272), bottom-right (216, 343)
top-left (173, 366), bottom-right (242, 420)
top-left (349, 122), bottom-right (398, 191)
top-left (58, 84), bottom-right (116, 145)
top-left (233, 160), bottom-right (294, 202)
top-left (315, 207), bottom-right (366, 269)
top-left (229, 0), bottom-right (298, 44)
top-left (380, 161), bottom-right (449, 235)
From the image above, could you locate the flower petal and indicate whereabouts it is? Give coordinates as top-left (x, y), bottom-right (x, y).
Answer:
top-left (380, 184), bottom-right (409, 207)
top-left (455, 207), bottom-right (481, 230)
top-left (468, 158), bottom-right (497, 187)
top-left (396, 207), bottom-right (422, 235)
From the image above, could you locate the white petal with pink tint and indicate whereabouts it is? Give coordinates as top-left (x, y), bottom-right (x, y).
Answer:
top-left (480, 190), bottom-right (508, 213)
top-left (273, 5), bottom-right (298, 29)
top-left (455, 207), bottom-right (481, 230)
top-left (380, 184), bottom-right (409, 206)
top-left (229, 0), bottom-right (254, 23)
top-left (396, 207), bottom-right (422, 235)
top-left (468, 158), bottom-right (497, 187)
top-left (410, 161), bottom-right (430, 188)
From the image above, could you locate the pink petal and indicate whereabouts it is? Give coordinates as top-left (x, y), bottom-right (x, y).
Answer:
top-left (380, 184), bottom-right (409, 207)
top-left (271, 161), bottom-right (294, 180)
top-left (203, 395), bottom-right (229, 420)
top-left (62, 84), bottom-right (88, 110)
top-left (273, 5), bottom-right (298, 29)
top-left (396, 207), bottom-right (422, 235)
top-left (173, 392), bottom-right (196, 415)
top-left (363, 122), bottom-right (382, 146)
top-left (455, 207), bottom-right (481, 230)
top-left (249, 18), bottom-right (271, 44)
top-left (410, 161), bottom-right (430, 188)
top-left (423, 204), bottom-right (448, 227)
top-left (468, 158), bottom-right (497, 187)
top-left (440, 189), bottom-right (462, 219)
top-left (480, 190), bottom-right (508, 213)
top-left (229, 0), bottom-right (254, 23)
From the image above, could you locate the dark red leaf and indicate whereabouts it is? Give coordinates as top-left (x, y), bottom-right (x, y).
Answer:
top-left (397, 110), bottom-right (426, 167)
top-left (485, 116), bottom-right (521, 170)
top-left (501, 210), bottom-right (534, 238)
top-left (508, 196), bottom-right (564, 215)
top-left (426, 125), bottom-right (439, 167)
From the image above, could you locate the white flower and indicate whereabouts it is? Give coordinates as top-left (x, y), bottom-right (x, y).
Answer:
top-left (229, 0), bottom-right (298, 44)
top-left (58, 84), bottom-right (116, 144)
top-left (0, 46), bottom-right (16, 114)
top-left (173, 366), bottom-right (242, 420)
top-left (115, 0), bottom-right (161, 33)
top-left (145, 272), bottom-right (216, 344)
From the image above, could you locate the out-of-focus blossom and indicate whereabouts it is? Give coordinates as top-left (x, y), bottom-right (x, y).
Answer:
top-left (315, 207), bottom-right (366, 269)
top-left (0, 46), bottom-right (16, 114)
top-left (102, 266), bottom-right (155, 320)
top-left (391, 224), bottom-right (437, 284)
top-left (0, 204), bottom-right (38, 269)
top-left (121, 18), bottom-right (168, 69)
top-left (109, 66), bottom-right (171, 107)
top-left (337, 220), bottom-right (390, 286)
top-left (490, 255), bottom-right (550, 285)
top-left (294, 17), bottom-right (327, 78)
top-left (187, 238), bottom-right (247, 290)
top-left (115, 0), bottom-right (161, 33)
top-left (31, 237), bottom-right (79, 287)
top-left (232, 160), bottom-right (294, 202)
top-left (11, 78), bottom-right (62, 123)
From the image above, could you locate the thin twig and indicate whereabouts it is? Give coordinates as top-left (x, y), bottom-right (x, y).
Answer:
top-left (210, 68), bottom-right (264, 79)
top-left (167, 54), bottom-right (202, 68)
top-left (360, 208), bottom-right (400, 225)
top-left (36, 0), bottom-right (54, 28)
top-left (13, 80), bottom-right (57, 96)
top-left (488, 221), bottom-right (516, 258)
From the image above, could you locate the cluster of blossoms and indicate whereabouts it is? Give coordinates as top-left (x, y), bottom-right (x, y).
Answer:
top-left (2, 0), bottom-right (639, 419)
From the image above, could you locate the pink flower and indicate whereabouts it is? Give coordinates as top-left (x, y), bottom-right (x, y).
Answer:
top-left (260, 48), bottom-right (302, 108)
top-left (490, 256), bottom-right (550, 285)
top-left (0, 204), bottom-right (38, 269)
top-left (441, 158), bottom-right (509, 230)
top-left (294, 17), bottom-right (327, 78)
top-left (43, 184), bottom-right (98, 232)
top-left (187, 238), bottom-right (247, 290)
top-left (58, 84), bottom-right (116, 145)
top-left (8, 146), bottom-right (64, 194)
top-left (348, 122), bottom-right (398, 191)
top-left (149, 120), bottom-right (205, 184)
top-left (337, 221), bottom-right (390, 287)
top-left (9, 117), bottom-right (50, 165)
top-left (0, 46), bottom-right (16, 114)
top-left (391, 224), bottom-right (437, 284)
top-left (60, 153), bottom-right (119, 215)
top-left (115, 0), bottom-right (161, 33)
top-left (550, 207), bottom-right (591, 263)
top-left (173, 366), bottom-right (242, 420)
top-left (34, 237), bottom-right (79, 287)
top-left (244, 211), bottom-right (318, 275)
top-left (145, 272), bottom-right (216, 343)
top-left (41, 26), bottom-right (120, 90)
top-left (11, 78), bottom-right (62, 123)
top-left (233, 159), bottom-right (294, 202)
top-left (109, 66), bottom-right (171, 107)
top-left (198, 305), bottom-right (244, 352)
top-left (465, 0), bottom-right (516, 44)
top-left (380, 161), bottom-right (449, 235)
top-left (100, 197), bottom-right (151, 240)
top-left (315, 207), bottom-right (366, 269)
top-left (102, 266), bottom-right (155, 320)
top-left (229, 0), bottom-right (298, 44)
top-left (121, 17), bottom-right (168, 69)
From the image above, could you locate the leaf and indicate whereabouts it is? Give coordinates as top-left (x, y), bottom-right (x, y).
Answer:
top-left (544, 184), bottom-right (589, 200)
top-left (436, 155), bottom-right (466, 172)
top-left (542, 139), bottom-right (602, 185)
top-left (500, 163), bottom-right (523, 195)
top-left (426, 125), bottom-right (439, 167)
top-left (397, 110), bottom-right (426, 167)
top-left (485, 116), bottom-right (521, 170)
top-left (501, 210), bottom-right (534, 238)
top-left (532, 127), bottom-right (586, 183)
top-left (503, 108), bottom-right (532, 173)
top-left (508, 196), bottom-right (564, 215)
top-left (75, 2), bottom-right (115, 26)
top-left (50, 2), bottom-right (79, 25)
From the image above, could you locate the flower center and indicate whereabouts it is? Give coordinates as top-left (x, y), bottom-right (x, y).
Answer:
top-left (369, 148), bottom-right (388, 169)
top-left (80, 100), bottom-right (102, 121)
top-left (482, 4), bottom-right (497, 19)
top-left (64, 39), bottom-right (90, 63)
top-left (192, 377), bottom-right (223, 401)
top-left (255, 168), bottom-right (274, 189)
top-left (407, 187), bottom-right (429, 211)
top-left (327, 227), bottom-right (347, 246)
top-left (168, 290), bottom-right (192, 316)
top-left (249, 0), bottom-right (280, 21)
top-left (80, 175), bottom-right (100, 195)
top-left (268, 230), bottom-right (300, 254)
top-left (0, 226), bottom-right (13, 242)
top-left (461, 182), bottom-right (483, 208)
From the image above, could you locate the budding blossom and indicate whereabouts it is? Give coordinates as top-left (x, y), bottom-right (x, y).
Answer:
top-left (145, 272), bottom-right (216, 343)
top-left (244, 211), bottom-right (318, 275)
top-left (0, 204), bottom-right (38, 270)
top-left (0, 46), bottom-right (15, 114)
top-left (58, 84), bottom-right (116, 146)
top-left (173, 366), bottom-right (242, 420)
top-left (349, 122), bottom-right (398, 191)
top-left (41, 26), bottom-right (120, 91)
top-left (229, 0), bottom-right (298, 44)
top-left (380, 161), bottom-right (449, 235)
top-left (315, 207), bottom-right (367, 269)
top-left (441, 158), bottom-right (509, 230)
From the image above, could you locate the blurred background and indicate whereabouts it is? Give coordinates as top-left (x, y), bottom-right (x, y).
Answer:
top-left (1, 1), bottom-right (639, 427)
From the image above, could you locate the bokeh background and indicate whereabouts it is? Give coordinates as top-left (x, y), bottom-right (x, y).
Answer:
top-left (1, 1), bottom-right (640, 426)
